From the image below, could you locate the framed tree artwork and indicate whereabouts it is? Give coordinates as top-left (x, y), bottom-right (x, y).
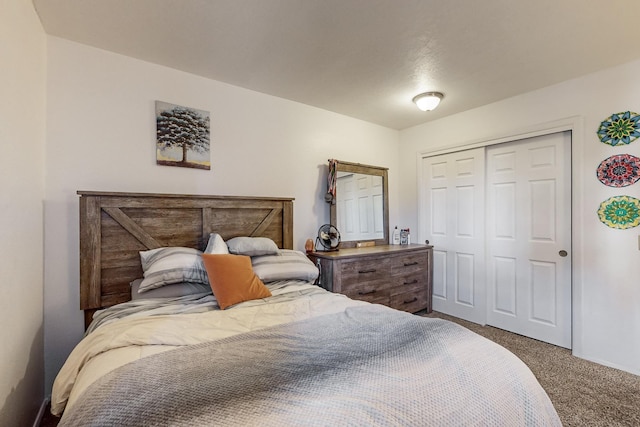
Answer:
top-left (155, 101), bottom-right (211, 170)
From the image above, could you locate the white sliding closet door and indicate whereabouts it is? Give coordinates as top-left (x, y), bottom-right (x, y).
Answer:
top-left (486, 132), bottom-right (571, 348)
top-left (420, 131), bottom-right (572, 348)
top-left (421, 148), bottom-right (486, 324)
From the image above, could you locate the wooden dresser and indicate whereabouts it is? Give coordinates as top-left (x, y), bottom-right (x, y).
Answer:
top-left (308, 244), bottom-right (433, 313)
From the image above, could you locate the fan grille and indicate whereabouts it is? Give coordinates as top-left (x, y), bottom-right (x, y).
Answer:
top-left (316, 224), bottom-right (340, 251)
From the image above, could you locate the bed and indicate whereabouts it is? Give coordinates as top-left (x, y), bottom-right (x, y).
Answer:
top-left (51, 191), bottom-right (561, 426)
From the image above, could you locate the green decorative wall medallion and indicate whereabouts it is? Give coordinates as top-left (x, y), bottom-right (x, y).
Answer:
top-left (597, 195), bottom-right (640, 229)
top-left (597, 111), bottom-right (640, 146)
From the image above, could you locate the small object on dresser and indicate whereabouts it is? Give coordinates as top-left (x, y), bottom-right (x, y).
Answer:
top-left (315, 224), bottom-right (341, 251)
top-left (305, 238), bottom-right (315, 253)
top-left (392, 226), bottom-right (400, 245)
top-left (400, 229), bottom-right (409, 245)
top-left (356, 241), bottom-right (376, 248)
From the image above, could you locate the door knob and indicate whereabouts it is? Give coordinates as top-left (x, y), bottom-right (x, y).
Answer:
top-left (559, 250), bottom-right (568, 257)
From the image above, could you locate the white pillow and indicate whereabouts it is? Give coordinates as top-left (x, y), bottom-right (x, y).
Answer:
top-left (138, 247), bottom-right (209, 293)
top-left (251, 250), bottom-right (319, 283)
top-left (226, 237), bottom-right (279, 256)
top-left (204, 233), bottom-right (229, 254)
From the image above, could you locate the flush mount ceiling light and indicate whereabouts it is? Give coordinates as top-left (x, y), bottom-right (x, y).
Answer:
top-left (412, 91), bottom-right (444, 111)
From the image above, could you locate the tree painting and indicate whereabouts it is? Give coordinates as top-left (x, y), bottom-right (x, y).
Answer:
top-left (156, 101), bottom-right (211, 170)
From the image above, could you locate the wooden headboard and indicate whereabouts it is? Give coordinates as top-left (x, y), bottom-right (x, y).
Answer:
top-left (78, 191), bottom-right (294, 327)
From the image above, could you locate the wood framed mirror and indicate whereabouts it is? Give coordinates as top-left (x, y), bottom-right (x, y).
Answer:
top-left (329, 160), bottom-right (389, 248)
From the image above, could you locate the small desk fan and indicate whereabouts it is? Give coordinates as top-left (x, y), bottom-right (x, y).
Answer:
top-left (315, 224), bottom-right (341, 251)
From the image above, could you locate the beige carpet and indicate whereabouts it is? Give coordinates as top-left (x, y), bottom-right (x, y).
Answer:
top-left (423, 311), bottom-right (640, 427)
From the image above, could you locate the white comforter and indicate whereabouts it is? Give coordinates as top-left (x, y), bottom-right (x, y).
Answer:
top-left (52, 281), bottom-right (366, 416)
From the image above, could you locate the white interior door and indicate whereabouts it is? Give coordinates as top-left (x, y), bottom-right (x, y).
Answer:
top-left (486, 132), bottom-right (572, 348)
top-left (421, 148), bottom-right (486, 324)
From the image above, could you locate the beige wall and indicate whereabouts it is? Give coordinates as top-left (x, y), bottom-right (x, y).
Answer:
top-left (43, 37), bottom-right (400, 393)
top-left (399, 60), bottom-right (640, 375)
top-left (0, 0), bottom-right (46, 425)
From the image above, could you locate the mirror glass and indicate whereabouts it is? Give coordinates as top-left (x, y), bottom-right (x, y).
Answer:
top-left (330, 161), bottom-right (389, 247)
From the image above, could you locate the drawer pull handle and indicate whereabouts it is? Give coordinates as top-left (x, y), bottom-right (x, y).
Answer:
top-left (403, 279), bottom-right (418, 285)
top-left (404, 297), bottom-right (418, 304)
top-left (358, 269), bottom-right (377, 274)
top-left (358, 290), bottom-right (376, 296)
top-left (404, 262), bottom-right (418, 267)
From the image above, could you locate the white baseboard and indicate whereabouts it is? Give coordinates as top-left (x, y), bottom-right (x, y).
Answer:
top-left (572, 351), bottom-right (640, 376)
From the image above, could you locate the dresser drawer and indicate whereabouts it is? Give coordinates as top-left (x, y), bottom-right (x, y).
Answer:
top-left (339, 256), bottom-right (391, 289)
top-left (389, 273), bottom-right (426, 295)
top-left (390, 251), bottom-right (429, 276)
top-left (343, 285), bottom-right (390, 305)
top-left (390, 289), bottom-right (428, 313)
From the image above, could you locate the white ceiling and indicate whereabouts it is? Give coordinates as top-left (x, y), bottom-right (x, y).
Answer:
top-left (33, 0), bottom-right (640, 130)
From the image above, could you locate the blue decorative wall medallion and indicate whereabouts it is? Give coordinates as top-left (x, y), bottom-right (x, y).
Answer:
top-left (597, 111), bottom-right (640, 146)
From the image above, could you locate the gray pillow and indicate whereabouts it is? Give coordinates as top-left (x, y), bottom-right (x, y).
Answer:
top-left (251, 250), bottom-right (319, 283)
top-left (138, 247), bottom-right (209, 293)
top-left (225, 237), bottom-right (279, 256)
top-left (130, 279), bottom-right (212, 300)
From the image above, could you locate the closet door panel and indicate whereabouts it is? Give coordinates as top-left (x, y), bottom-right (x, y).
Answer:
top-left (421, 148), bottom-right (486, 324)
top-left (486, 132), bottom-right (571, 348)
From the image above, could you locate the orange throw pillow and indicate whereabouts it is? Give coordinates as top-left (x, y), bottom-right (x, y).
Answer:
top-left (201, 254), bottom-right (272, 310)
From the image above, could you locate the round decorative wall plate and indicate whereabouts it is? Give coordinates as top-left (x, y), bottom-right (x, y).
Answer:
top-left (596, 154), bottom-right (640, 187)
top-left (597, 195), bottom-right (640, 229)
top-left (597, 111), bottom-right (640, 146)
